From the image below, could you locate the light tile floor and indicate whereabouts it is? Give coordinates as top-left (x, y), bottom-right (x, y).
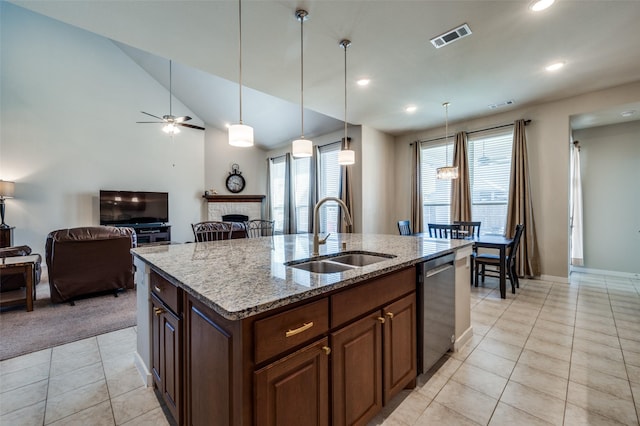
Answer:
top-left (1, 273), bottom-right (638, 425)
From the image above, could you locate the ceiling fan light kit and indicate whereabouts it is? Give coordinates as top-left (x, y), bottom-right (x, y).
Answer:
top-left (136, 59), bottom-right (205, 133)
top-left (229, 0), bottom-right (254, 147)
top-left (292, 9), bottom-right (313, 158)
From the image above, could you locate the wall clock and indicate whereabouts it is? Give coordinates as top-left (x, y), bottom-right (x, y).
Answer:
top-left (226, 164), bottom-right (246, 193)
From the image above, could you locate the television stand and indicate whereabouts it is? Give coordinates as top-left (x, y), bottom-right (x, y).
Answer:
top-left (116, 224), bottom-right (171, 246)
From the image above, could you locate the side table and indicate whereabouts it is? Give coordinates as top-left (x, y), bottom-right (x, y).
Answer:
top-left (0, 226), bottom-right (14, 248)
top-left (0, 254), bottom-right (39, 312)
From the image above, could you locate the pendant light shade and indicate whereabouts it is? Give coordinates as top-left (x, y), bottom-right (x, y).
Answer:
top-left (338, 39), bottom-right (355, 166)
top-left (229, 0), bottom-right (254, 147)
top-left (229, 124), bottom-right (254, 147)
top-left (436, 102), bottom-right (458, 180)
top-left (292, 10), bottom-right (313, 158)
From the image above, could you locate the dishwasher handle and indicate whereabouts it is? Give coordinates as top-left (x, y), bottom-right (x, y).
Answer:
top-left (424, 263), bottom-right (454, 278)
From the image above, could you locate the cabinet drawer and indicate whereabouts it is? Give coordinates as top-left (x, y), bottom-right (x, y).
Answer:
top-left (331, 267), bottom-right (416, 328)
top-left (255, 298), bottom-right (329, 364)
top-left (151, 271), bottom-right (181, 315)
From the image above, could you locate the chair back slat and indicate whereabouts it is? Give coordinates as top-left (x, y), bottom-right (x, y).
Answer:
top-left (427, 223), bottom-right (461, 239)
top-left (453, 221), bottom-right (481, 238)
top-left (244, 220), bottom-right (275, 238)
top-left (191, 221), bottom-right (233, 242)
top-left (397, 220), bottom-right (412, 236)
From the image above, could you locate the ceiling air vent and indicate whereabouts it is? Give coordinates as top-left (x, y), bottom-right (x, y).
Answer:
top-left (430, 23), bottom-right (472, 49)
top-left (488, 100), bottom-right (516, 109)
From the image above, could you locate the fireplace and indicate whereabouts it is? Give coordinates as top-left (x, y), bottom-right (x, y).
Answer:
top-left (204, 194), bottom-right (265, 222)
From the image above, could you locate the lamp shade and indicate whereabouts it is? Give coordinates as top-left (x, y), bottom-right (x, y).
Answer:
top-left (338, 149), bottom-right (355, 165)
top-left (0, 180), bottom-right (15, 198)
top-left (292, 138), bottom-right (313, 157)
top-left (436, 166), bottom-right (459, 180)
top-left (228, 124), bottom-right (254, 147)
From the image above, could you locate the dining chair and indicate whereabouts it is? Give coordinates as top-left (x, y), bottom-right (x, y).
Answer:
top-left (427, 223), bottom-right (461, 239)
top-left (474, 223), bottom-right (525, 293)
top-left (244, 220), bottom-right (275, 238)
top-left (453, 221), bottom-right (481, 238)
top-left (191, 221), bottom-right (233, 242)
top-left (397, 220), bottom-right (412, 236)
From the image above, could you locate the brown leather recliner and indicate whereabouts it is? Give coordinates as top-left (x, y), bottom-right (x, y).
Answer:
top-left (45, 226), bottom-right (136, 304)
top-left (0, 245), bottom-right (42, 295)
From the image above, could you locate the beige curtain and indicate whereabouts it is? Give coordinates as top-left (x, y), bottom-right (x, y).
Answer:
top-left (411, 142), bottom-right (423, 233)
top-left (506, 119), bottom-right (540, 277)
top-left (451, 131), bottom-right (471, 222)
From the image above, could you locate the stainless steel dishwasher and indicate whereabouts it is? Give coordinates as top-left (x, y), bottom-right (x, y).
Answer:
top-left (418, 252), bottom-right (456, 374)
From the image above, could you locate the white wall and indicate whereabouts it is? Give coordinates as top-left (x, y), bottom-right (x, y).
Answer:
top-left (361, 126), bottom-right (396, 234)
top-left (573, 121), bottom-right (640, 274)
top-left (0, 3), bottom-right (205, 252)
top-left (394, 81), bottom-right (640, 279)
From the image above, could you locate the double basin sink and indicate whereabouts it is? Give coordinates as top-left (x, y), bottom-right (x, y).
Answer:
top-left (285, 251), bottom-right (396, 274)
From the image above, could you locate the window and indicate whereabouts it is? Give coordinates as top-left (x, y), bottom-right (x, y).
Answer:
top-left (318, 143), bottom-right (341, 233)
top-left (292, 156), bottom-right (311, 233)
top-left (420, 129), bottom-right (513, 236)
top-left (421, 140), bottom-right (454, 224)
top-left (269, 156), bottom-right (286, 234)
top-left (468, 131), bottom-right (513, 235)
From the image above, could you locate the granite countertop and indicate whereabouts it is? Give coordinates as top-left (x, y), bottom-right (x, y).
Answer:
top-left (132, 233), bottom-right (472, 321)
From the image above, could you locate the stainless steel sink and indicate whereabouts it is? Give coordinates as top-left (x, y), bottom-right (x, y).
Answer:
top-left (285, 251), bottom-right (396, 274)
top-left (287, 260), bottom-right (357, 274)
top-left (329, 253), bottom-right (395, 267)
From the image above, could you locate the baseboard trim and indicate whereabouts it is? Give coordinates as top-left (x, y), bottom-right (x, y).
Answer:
top-left (134, 351), bottom-right (153, 387)
top-left (570, 266), bottom-right (639, 279)
top-left (454, 326), bottom-right (473, 352)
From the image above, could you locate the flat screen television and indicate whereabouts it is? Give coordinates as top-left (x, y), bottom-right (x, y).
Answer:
top-left (100, 190), bottom-right (168, 225)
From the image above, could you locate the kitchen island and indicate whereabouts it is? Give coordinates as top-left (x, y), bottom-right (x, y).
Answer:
top-left (132, 233), bottom-right (473, 426)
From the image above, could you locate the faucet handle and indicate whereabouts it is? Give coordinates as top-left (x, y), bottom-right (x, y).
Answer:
top-left (319, 233), bottom-right (331, 244)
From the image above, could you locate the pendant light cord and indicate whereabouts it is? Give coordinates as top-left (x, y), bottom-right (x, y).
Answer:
top-left (444, 102), bottom-right (450, 162)
top-left (238, 0), bottom-right (243, 124)
top-left (341, 40), bottom-right (351, 149)
top-left (300, 12), bottom-right (305, 138)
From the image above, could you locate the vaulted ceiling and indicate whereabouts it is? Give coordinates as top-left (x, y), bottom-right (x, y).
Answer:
top-left (9, 0), bottom-right (640, 148)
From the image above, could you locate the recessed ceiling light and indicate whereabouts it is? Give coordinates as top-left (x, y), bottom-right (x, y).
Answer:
top-left (357, 78), bottom-right (370, 87)
top-left (405, 105), bottom-right (417, 113)
top-left (529, 0), bottom-right (555, 12)
top-left (545, 61), bottom-right (565, 72)
top-left (621, 110), bottom-right (637, 117)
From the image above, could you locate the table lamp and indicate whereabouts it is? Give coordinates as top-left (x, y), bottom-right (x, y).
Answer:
top-left (0, 180), bottom-right (15, 229)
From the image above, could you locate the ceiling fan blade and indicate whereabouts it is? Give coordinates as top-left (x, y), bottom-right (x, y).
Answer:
top-left (140, 111), bottom-right (164, 120)
top-left (174, 116), bottom-right (192, 123)
top-left (178, 123), bottom-right (205, 131)
top-left (136, 121), bottom-right (163, 124)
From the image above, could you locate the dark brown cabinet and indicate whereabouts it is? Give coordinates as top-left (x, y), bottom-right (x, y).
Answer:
top-left (383, 293), bottom-right (417, 404)
top-left (150, 272), bottom-right (182, 425)
top-left (255, 338), bottom-right (330, 426)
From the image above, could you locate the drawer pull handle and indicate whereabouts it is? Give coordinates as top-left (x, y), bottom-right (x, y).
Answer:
top-left (377, 317), bottom-right (386, 324)
top-left (386, 312), bottom-right (394, 319)
top-left (285, 321), bottom-right (314, 338)
top-left (322, 346), bottom-right (331, 356)
top-left (153, 285), bottom-right (162, 292)
top-left (153, 307), bottom-right (165, 316)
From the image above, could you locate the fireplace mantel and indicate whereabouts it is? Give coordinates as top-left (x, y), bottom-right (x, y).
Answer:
top-left (203, 195), bottom-right (265, 203)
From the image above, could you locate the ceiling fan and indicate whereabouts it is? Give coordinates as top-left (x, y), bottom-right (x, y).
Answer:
top-left (137, 59), bottom-right (205, 133)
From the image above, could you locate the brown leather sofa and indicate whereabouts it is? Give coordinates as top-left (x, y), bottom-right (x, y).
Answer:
top-left (45, 226), bottom-right (136, 304)
top-left (0, 245), bottom-right (42, 296)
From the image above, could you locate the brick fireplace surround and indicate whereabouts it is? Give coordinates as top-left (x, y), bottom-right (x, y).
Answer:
top-left (204, 194), bottom-right (265, 222)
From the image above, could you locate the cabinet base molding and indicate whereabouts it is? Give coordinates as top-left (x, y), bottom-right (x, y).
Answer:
top-left (134, 351), bottom-right (153, 387)
top-left (453, 326), bottom-right (473, 352)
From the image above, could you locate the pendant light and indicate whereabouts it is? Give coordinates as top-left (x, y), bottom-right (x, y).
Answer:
top-left (338, 39), bottom-right (355, 166)
top-left (292, 9), bottom-right (313, 158)
top-left (436, 102), bottom-right (458, 180)
top-left (228, 0), bottom-right (254, 147)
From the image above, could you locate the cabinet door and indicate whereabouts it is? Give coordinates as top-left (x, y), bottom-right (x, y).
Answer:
top-left (383, 293), bottom-right (417, 404)
top-left (255, 338), bottom-right (329, 426)
top-left (332, 312), bottom-right (383, 426)
top-left (151, 295), bottom-right (182, 424)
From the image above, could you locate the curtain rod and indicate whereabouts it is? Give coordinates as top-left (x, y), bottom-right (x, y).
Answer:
top-left (414, 119), bottom-right (531, 144)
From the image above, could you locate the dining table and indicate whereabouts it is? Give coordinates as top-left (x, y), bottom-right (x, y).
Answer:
top-left (467, 235), bottom-right (514, 299)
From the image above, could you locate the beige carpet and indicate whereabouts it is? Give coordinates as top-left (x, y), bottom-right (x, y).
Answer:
top-left (0, 272), bottom-right (137, 361)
